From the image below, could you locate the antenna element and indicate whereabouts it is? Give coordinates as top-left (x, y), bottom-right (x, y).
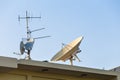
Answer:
top-left (18, 11), bottom-right (41, 39)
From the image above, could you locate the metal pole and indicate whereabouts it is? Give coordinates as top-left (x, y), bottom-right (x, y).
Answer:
top-left (26, 11), bottom-right (29, 38)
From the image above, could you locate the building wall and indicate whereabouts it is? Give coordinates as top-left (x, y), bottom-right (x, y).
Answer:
top-left (0, 69), bottom-right (117, 80)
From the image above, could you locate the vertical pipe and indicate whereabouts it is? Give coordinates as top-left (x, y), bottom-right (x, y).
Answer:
top-left (26, 11), bottom-right (29, 39)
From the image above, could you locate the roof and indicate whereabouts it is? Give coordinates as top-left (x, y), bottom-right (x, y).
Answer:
top-left (0, 56), bottom-right (118, 79)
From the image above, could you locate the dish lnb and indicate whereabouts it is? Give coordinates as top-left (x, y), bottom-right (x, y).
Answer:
top-left (51, 36), bottom-right (83, 65)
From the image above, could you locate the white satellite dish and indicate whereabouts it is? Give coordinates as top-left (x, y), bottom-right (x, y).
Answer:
top-left (51, 36), bottom-right (83, 65)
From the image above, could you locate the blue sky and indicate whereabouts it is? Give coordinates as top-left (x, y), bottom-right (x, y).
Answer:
top-left (0, 0), bottom-right (120, 69)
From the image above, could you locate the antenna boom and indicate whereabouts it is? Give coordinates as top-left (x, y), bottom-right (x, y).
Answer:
top-left (34, 36), bottom-right (51, 39)
top-left (31, 28), bottom-right (45, 33)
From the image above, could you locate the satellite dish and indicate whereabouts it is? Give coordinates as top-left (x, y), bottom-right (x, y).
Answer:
top-left (51, 36), bottom-right (83, 65)
top-left (20, 41), bottom-right (25, 55)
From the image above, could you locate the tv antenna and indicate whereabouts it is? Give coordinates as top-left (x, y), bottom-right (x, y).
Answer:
top-left (14, 11), bottom-right (50, 60)
top-left (51, 36), bottom-right (83, 65)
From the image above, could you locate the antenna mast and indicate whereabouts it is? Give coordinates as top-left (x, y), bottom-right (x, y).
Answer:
top-left (26, 11), bottom-right (29, 38)
top-left (18, 11), bottom-right (41, 60)
top-left (16, 11), bottom-right (50, 60)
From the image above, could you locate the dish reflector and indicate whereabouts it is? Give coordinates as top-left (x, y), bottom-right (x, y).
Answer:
top-left (51, 36), bottom-right (83, 65)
